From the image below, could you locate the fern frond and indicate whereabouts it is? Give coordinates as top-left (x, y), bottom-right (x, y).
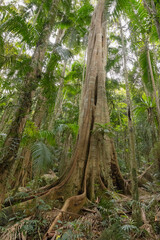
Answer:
top-left (31, 141), bottom-right (53, 175)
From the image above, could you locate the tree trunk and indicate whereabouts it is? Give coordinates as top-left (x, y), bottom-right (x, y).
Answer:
top-left (62, 0), bottom-right (126, 199)
top-left (11, 93), bottom-right (47, 189)
top-left (11, 28), bottom-right (66, 189)
top-left (120, 21), bottom-right (142, 225)
top-left (48, 61), bottom-right (67, 131)
top-left (0, 0), bottom-right (60, 207)
top-left (146, 44), bottom-right (160, 132)
top-left (0, 0), bottom-right (127, 225)
top-left (0, 105), bottom-right (13, 133)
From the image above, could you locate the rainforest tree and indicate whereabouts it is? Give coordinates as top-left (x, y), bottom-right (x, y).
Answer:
top-left (1, 0), bottom-right (160, 238)
top-left (0, 0), bottom-right (126, 226)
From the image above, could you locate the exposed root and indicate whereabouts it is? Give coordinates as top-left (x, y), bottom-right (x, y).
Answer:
top-left (4, 165), bottom-right (74, 208)
top-left (43, 192), bottom-right (86, 240)
top-left (140, 207), bottom-right (157, 239)
top-left (99, 176), bottom-right (107, 191)
top-left (1, 136), bottom-right (82, 224)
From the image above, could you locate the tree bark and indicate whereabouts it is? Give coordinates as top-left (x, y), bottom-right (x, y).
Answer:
top-left (56, 0), bottom-right (127, 199)
top-left (0, 0), bottom-right (60, 207)
top-left (0, 104), bottom-right (13, 133)
top-left (0, 0), bottom-right (127, 224)
top-left (146, 43), bottom-right (160, 132)
top-left (48, 61), bottom-right (67, 131)
top-left (120, 20), bottom-right (142, 225)
top-left (11, 93), bottom-right (47, 189)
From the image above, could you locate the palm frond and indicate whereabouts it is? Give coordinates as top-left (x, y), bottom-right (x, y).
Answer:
top-left (139, 46), bottom-right (153, 92)
top-left (105, 0), bottom-right (150, 36)
top-left (0, 17), bottom-right (38, 46)
top-left (134, 93), bottom-right (156, 117)
top-left (106, 54), bottom-right (121, 73)
top-left (31, 141), bottom-right (53, 175)
top-left (0, 5), bottom-right (39, 46)
top-left (53, 44), bottom-right (73, 61)
top-left (38, 130), bottom-right (55, 145)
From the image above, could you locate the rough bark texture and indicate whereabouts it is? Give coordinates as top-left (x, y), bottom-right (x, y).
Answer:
top-left (54, 0), bottom-right (127, 199)
top-left (0, 0), bottom-right (127, 229)
top-left (0, 106), bottom-right (10, 133)
top-left (0, 0), bottom-right (60, 207)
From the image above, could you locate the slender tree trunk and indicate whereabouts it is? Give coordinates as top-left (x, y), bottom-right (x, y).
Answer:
top-left (59, 133), bottom-right (73, 175)
top-left (146, 43), bottom-right (160, 131)
top-left (120, 21), bottom-right (142, 225)
top-left (48, 62), bottom-right (67, 131)
top-left (78, 49), bottom-right (87, 125)
top-left (11, 93), bottom-right (47, 189)
top-left (0, 0), bottom-right (60, 207)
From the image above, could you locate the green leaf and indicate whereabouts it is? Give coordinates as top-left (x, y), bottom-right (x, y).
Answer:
top-left (31, 141), bottom-right (53, 175)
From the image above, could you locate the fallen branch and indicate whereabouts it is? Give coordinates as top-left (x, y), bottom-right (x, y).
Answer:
top-left (43, 192), bottom-right (86, 240)
top-left (138, 164), bottom-right (154, 187)
top-left (82, 207), bottom-right (96, 213)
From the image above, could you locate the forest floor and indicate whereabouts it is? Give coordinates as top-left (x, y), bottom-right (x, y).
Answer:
top-left (41, 187), bottom-right (160, 240)
top-left (1, 179), bottom-right (160, 239)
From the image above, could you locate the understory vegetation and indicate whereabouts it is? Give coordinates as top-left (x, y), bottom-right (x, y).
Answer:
top-left (1, 0), bottom-right (160, 239)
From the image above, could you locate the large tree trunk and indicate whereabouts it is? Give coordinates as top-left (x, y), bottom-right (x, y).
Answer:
top-left (49, 0), bottom-right (127, 200)
top-left (0, 0), bottom-right (60, 207)
top-left (0, 0), bottom-right (127, 229)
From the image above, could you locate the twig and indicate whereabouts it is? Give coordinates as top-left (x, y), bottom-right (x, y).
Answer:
top-left (82, 207), bottom-right (96, 213)
top-left (53, 207), bottom-right (82, 217)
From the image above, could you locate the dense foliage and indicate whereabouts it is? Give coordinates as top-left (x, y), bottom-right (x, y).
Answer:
top-left (1, 0), bottom-right (160, 239)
